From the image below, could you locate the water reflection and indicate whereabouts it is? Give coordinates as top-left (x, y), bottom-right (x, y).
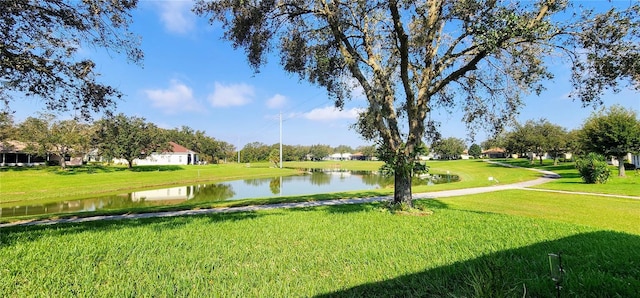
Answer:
top-left (1, 170), bottom-right (458, 218)
top-left (269, 177), bottom-right (281, 195)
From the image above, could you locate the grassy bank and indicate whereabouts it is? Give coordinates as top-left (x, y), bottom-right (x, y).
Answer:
top-left (495, 159), bottom-right (640, 196)
top-left (1, 191), bottom-right (638, 297)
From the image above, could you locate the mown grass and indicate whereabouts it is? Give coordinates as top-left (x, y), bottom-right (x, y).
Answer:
top-left (1, 191), bottom-right (638, 297)
top-left (495, 159), bottom-right (640, 196)
top-left (438, 189), bottom-right (640, 235)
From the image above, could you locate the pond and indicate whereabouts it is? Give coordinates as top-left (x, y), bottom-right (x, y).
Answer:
top-left (1, 169), bottom-right (459, 218)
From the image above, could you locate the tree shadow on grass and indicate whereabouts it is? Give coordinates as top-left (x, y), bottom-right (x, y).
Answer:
top-left (0, 166), bottom-right (30, 172)
top-left (315, 230), bottom-right (640, 297)
top-left (128, 165), bottom-right (184, 172)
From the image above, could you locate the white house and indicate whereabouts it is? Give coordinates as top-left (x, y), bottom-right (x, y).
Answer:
top-left (325, 152), bottom-right (352, 161)
top-left (612, 153), bottom-right (640, 168)
top-left (631, 153), bottom-right (640, 168)
top-left (124, 142), bottom-right (199, 166)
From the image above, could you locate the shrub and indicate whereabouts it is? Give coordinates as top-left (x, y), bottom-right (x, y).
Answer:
top-left (623, 163), bottom-right (636, 171)
top-left (575, 153), bottom-right (610, 184)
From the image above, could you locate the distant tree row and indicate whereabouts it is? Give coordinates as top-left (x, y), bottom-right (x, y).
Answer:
top-left (0, 112), bottom-right (379, 167)
top-left (238, 142), bottom-right (377, 163)
top-left (482, 105), bottom-right (640, 177)
top-left (0, 113), bottom-right (236, 168)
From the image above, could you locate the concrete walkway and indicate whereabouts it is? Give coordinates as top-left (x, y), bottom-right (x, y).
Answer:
top-left (1, 162), bottom-right (637, 228)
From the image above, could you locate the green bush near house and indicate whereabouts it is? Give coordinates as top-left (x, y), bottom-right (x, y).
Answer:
top-left (575, 153), bottom-right (610, 184)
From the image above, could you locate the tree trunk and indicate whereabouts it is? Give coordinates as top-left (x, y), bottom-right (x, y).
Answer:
top-left (617, 155), bottom-right (626, 177)
top-left (127, 159), bottom-right (133, 169)
top-left (59, 149), bottom-right (67, 169)
top-left (392, 164), bottom-right (413, 207)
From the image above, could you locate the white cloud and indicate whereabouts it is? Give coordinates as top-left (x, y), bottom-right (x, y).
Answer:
top-left (155, 1), bottom-right (195, 34)
top-left (144, 80), bottom-right (200, 113)
top-left (266, 94), bottom-right (287, 109)
top-left (304, 106), bottom-right (363, 121)
top-left (208, 82), bottom-right (254, 107)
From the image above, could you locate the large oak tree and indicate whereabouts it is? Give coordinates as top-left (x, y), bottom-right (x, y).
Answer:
top-left (194, 0), bottom-right (639, 205)
top-left (580, 105), bottom-right (640, 177)
top-left (94, 114), bottom-right (165, 168)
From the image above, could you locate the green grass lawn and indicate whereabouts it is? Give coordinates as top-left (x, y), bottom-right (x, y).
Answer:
top-left (2, 160), bottom-right (639, 296)
top-left (495, 159), bottom-right (640, 196)
top-left (1, 191), bottom-right (638, 297)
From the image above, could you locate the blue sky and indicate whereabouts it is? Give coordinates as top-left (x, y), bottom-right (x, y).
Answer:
top-left (12, 1), bottom-right (640, 149)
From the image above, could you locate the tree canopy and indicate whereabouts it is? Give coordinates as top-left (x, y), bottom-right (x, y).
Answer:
top-left (504, 119), bottom-right (567, 165)
top-left (432, 137), bottom-right (466, 160)
top-left (580, 105), bottom-right (640, 177)
top-left (176, 1), bottom-right (640, 204)
top-left (1, 0), bottom-right (142, 118)
top-left (468, 144), bottom-right (482, 159)
top-left (94, 114), bottom-right (164, 168)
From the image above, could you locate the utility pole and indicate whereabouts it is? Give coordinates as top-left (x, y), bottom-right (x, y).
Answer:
top-left (279, 111), bottom-right (283, 169)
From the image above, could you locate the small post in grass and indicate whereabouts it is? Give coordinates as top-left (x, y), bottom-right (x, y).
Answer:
top-left (548, 252), bottom-right (564, 298)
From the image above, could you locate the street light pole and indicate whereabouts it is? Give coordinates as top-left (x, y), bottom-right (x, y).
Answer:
top-left (279, 111), bottom-right (283, 169)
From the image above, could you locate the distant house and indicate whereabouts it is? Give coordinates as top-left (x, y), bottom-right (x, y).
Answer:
top-left (134, 142), bottom-right (199, 166)
top-left (350, 152), bottom-right (366, 161)
top-left (482, 148), bottom-right (508, 159)
top-left (631, 153), bottom-right (640, 168)
top-left (326, 152), bottom-right (352, 161)
top-left (611, 153), bottom-right (640, 168)
top-left (2, 140), bottom-right (41, 166)
top-left (114, 142), bottom-right (199, 166)
top-left (1, 140), bottom-right (48, 166)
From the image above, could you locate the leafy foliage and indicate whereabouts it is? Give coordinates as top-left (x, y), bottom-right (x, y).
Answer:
top-left (16, 113), bottom-right (90, 168)
top-left (468, 144), bottom-right (482, 158)
top-left (94, 114), bottom-right (165, 168)
top-left (503, 119), bottom-right (568, 165)
top-left (575, 153), bottom-right (611, 184)
top-left (195, 0), bottom-right (639, 205)
top-left (161, 126), bottom-right (235, 163)
top-left (1, 0), bottom-right (143, 118)
top-left (268, 148), bottom-right (280, 168)
top-left (240, 142), bottom-right (270, 163)
top-left (432, 137), bottom-right (466, 160)
top-left (580, 105), bottom-right (640, 176)
top-left (570, 5), bottom-right (640, 104)
top-left (308, 144), bottom-right (332, 161)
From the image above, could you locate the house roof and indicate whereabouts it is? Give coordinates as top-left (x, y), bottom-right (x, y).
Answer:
top-left (0, 140), bottom-right (28, 152)
top-left (482, 147), bottom-right (506, 154)
top-left (169, 142), bottom-right (196, 154)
